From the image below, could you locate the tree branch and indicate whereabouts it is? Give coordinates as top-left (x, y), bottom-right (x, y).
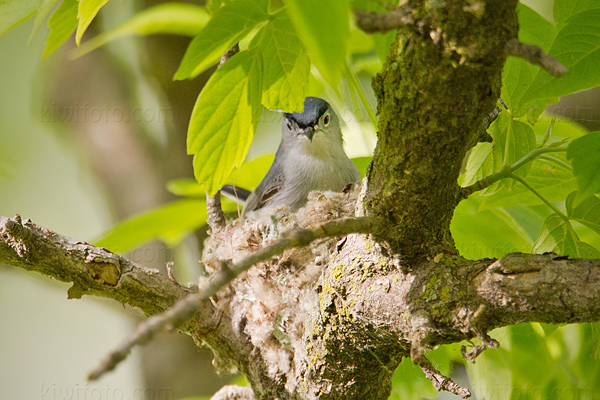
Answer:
top-left (354, 7), bottom-right (415, 33)
top-left (505, 38), bottom-right (568, 77)
top-left (89, 216), bottom-right (381, 380)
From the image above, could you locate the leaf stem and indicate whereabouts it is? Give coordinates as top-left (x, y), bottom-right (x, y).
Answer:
top-left (507, 171), bottom-right (569, 222)
top-left (463, 146), bottom-right (567, 196)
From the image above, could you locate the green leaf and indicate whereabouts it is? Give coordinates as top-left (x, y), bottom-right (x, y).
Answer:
top-left (501, 4), bottom-right (556, 115)
top-left (75, 0), bottom-right (109, 45)
top-left (566, 132), bottom-right (600, 199)
top-left (554, 0), bottom-right (599, 26)
top-left (388, 358), bottom-right (437, 400)
top-left (174, 0), bottom-right (269, 80)
top-left (352, 156), bottom-right (372, 178)
top-left (42, 0), bottom-right (78, 59)
top-left (466, 344), bottom-right (513, 400)
top-left (249, 12), bottom-right (309, 112)
top-left (461, 142), bottom-right (495, 187)
top-left (71, 3), bottom-right (210, 58)
top-left (524, 8), bottom-right (600, 102)
top-left (451, 195), bottom-right (532, 260)
top-left (0, 0), bottom-right (45, 36)
top-left (285, 0), bottom-right (349, 87)
top-left (188, 50), bottom-right (263, 196)
top-left (29, 0), bottom-right (60, 43)
top-left (532, 213), bottom-right (600, 258)
top-left (518, 3), bottom-right (556, 53)
top-left (566, 191), bottom-right (600, 235)
top-left (94, 199), bottom-right (207, 252)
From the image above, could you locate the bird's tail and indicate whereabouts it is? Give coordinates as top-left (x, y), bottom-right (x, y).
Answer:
top-left (221, 184), bottom-right (251, 205)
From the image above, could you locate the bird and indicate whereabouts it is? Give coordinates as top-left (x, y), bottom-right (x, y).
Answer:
top-left (222, 97), bottom-right (360, 216)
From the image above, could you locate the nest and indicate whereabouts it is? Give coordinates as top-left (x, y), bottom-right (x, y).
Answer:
top-left (201, 188), bottom-right (359, 378)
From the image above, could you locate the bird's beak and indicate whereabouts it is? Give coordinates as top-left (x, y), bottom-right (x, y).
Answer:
top-left (300, 126), bottom-right (318, 142)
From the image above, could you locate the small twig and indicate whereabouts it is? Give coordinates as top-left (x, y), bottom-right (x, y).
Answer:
top-left (354, 7), bottom-right (415, 33)
top-left (418, 356), bottom-right (471, 398)
top-left (220, 44), bottom-right (240, 67)
top-left (88, 216), bottom-right (380, 381)
top-left (505, 39), bottom-right (568, 77)
top-left (207, 191), bottom-right (226, 232)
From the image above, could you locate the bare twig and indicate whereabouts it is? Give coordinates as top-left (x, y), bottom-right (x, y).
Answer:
top-left (354, 7), bottom-right (414, 33)
top-left (505, 39), bottom-right (568, 77)
top-left (88, 216), bottom-right (380, 380)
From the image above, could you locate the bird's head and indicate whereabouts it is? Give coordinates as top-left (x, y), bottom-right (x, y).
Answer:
top-left (282, 97), bottom-right (343, 155)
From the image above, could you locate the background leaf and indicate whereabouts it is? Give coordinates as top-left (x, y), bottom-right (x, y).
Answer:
top-left (250, 12), bottom-right (310, 112)
top-left (566, 132), bottom-right (600, 199)
top-left (71, 3), bottom-right (210, 58)
top-left (0, 0), bottom-right (45, 36)
top-left (285, 0), bottom-right (349, 87)
top-left (42, 0), bottom-right (78, 58)
top-left (94, 199), bottom-right (207, 252)
top-left (76, 0), bottom-right (110, 45)
top-left (566, 192), bottom-right (600, 235)
top-left (174, 0), bottom-right (269, 80)
top-left (188, 50), bottom-right (263, 195)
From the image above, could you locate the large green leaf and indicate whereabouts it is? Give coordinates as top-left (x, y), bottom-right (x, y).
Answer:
top-left (94, 199), bottom-right (207, 253)
top-left (174, 0), bottom-right (269, 80)
top-left (249, 12), bottom-right (309, 112)
top-left (566, 191), bottom-right (600, 235)
top-left (566, 132), bottom-right (600, 199)
top-left (0, 0), bottom-right (45, 36)
top-left (451, 196), bottom-right (532, 260)
top-left (188, 50), bottom-right (263, 195)
top-left (72, 3), bottom-right (210, 58)
top-left (524, 8), bottom-right (600, 102)
top-left (285, 0), bottom-right (349, 87)
top-left (76, 0), bottom-right (110, 45)
top-left (42, 0), bottom-right (78, 59)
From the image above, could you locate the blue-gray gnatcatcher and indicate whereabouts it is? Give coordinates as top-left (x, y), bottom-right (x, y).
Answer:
top-left (222, 97), bottom-right (360, 216)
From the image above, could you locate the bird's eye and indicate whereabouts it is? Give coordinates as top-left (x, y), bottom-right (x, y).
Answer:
top-left (286, 120), bottom-right (293, 130)
top-left (323, 113), bottom-right (330, 127)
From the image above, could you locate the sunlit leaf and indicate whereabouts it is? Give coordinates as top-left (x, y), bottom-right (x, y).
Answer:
top-left (188, 50), bottom-right (263, 196)
top-left (71, 3), bottom-right (210, 58)
top-left (285, 0), bottom-right (349, 87)
top-left (566, 132), bottom-right (600, 199)
top-left (174, 0), bottom-right (269, 80)
top-left (94, 199), bottom-right (207, 252)
top-left (0, 0), bottom-right (45, 36)
top-left (42, 0), bottom-right (78, 59)
top-left (249, 12), bottom-right (309, 112)
top-left (76, 0), bottom-right (110, 45)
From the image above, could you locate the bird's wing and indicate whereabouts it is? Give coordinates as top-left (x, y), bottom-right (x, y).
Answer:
top-left (221, 184), bottom-right (251, 204)
top-left (244, 172), bottom-right (285, 213)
